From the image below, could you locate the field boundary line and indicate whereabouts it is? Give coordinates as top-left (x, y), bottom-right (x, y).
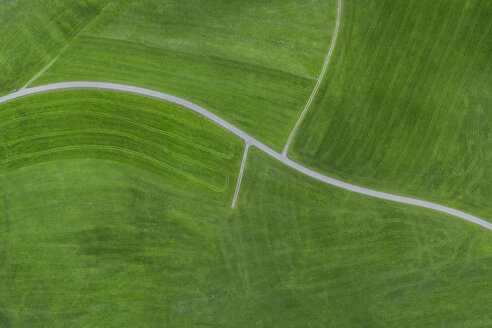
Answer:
top-left (282, 0), bottom-right (342, 156)
top-left (0, 81), bottom-right (490, 231)
top-left (231, 143), bottom-right (250, 208)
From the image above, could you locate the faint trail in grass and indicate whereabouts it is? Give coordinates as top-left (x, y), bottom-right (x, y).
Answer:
top-left (321, 0), bottom-right (403, 158)
top-left (0, 195), bottom-right (10, 272)
top-left (362, 1), bottom-right (441, 174)
top-left (4, 144), bottom-right (227, 192)
top-left (371, 0), bottom-right (456, 175)
top-left (397, 0), bottom-right (468, 180)
top-left (21, 56), bottom-right (58, 90)
top-left (5, 128), bottom-right (228, 174)
top-left (17, 1), bottom-right (113, 91)
top-left (419, 10), bottom-right (491, 174)
top-left (0, 95), bottom-right (235, 158)
top-left (0, 109), bottom-right (232, 159)
top-left (342, 0), bottom-right (420, 165)
top-left (306, 0), bottom-right (387, 152)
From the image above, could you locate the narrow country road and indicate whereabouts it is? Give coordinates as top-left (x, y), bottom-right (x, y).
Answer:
top-left (0, 82), bottom-right (490, 231)
top-left (283, 0), bottom-right (342, 156)
top-left (21, 56), bottom-right (58, 90)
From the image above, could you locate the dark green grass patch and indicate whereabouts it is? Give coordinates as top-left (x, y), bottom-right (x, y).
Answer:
top-left (291, 0), bottom-right (492, 220)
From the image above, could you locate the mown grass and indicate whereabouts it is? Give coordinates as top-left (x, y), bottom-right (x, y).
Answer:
top-left (0, 0), bottom-right (109, 96)
top-left (290, 0), bottom-right (492, 220)
top-left (0, 90), bottom-right (244, 199)
top-left (32, 0), bottom-right (339, 151)
top-left (0, 147), bottom-right (490, 327)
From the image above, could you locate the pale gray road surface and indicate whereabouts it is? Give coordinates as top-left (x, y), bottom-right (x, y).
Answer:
top-left (0, 82), bottom-right (490, 231)
top-left (283, 0), bottom-right (342, 156)
top-left (231, 144), bottom-right (250, 209)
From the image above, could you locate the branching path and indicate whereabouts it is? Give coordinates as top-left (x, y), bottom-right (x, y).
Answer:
top-left (0, 82), bottom-right (490, 231)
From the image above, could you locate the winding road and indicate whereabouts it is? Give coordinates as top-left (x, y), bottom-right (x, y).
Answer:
top-left (0, 81), bottom-right (490, 231)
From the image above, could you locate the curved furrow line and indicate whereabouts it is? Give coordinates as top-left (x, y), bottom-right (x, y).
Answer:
top-left (0, 82), bottom-right (490, 231)
top-left (4, 144), bottom-right (228, 193)
top-left (348, 1), bottom-right (424, 168)
top-left (338, 0), bottom-right (417, 165)
top-left (390, 0), bottom-right (460, 176)
top-left (370, 0), bottom-right (456, 175)
top-left (305, 0), bottom-right (387, 152)
top-left (0, 95), bottom-right (205, 133)
top-left (398, 0), bottom-right (469, 178)
top-left (0, 95), bottom-right (235, 158)
top-left (440, 56), bottom-right (492, 177)
top-left (282, 0), bottom-right (342, 155)
top-left (321, 0), bottom-right (404, 159)
top-left (4, 128), bottom-right (229, 175)
top-left (353, 2), bottom-right (426, 167)
top-left (419, 13), bottom-right (491, 174)
top-left (363, 0), bottom-right (445, 174)
top-left (0, 108), bottom-right (234, 159)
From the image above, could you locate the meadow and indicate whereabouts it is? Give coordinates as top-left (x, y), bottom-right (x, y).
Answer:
top-left (0, 0), bottom-right (491, 326)
top-left (0, 0), bottom-right (109, 95)
top-left (290, 0), bottom-right (492, 220)
top-left (0, 145), bottom-right (490, 326)
top-left (32, 0), bottom-right (338, 151)
top-left (0, 90), bottom-right (244, 199)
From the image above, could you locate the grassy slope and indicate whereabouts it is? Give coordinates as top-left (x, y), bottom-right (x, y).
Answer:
top-left (33, 0), bottom-right (338, 151)
top-left (0, 148), bottom-right (490, 327)
top-left (0, 0), bottom-right (109, 96)
top-left (290, 0), bottom-right (492, 220)
top-left (0, 90), bottom-right (244, 198)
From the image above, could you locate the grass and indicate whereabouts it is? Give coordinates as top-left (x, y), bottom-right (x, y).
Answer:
top-left (0, 145), bottom-right (490, 327)
top-left (290, 0), bottom-right (492, 221)
top-left (32, 0), bottom-right (339, 151)
top-left (0, 90), bottom-right (244, 199)
top-left (1, 0), bottom-right (491, 326)
top-left (0, 0), bottom-right (109, 96)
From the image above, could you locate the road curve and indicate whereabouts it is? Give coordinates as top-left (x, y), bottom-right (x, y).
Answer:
top-left (0, 81), bottom-right (490, 231)
top-left (283, 0), bottom-right (342, 156)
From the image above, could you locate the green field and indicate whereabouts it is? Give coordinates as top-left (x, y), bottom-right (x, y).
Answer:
top-left (0, 90), bottom-right (244, 198)
top-left (0, 142), bottom-right (491, 326)
top-left (290, 0), bottom-right (492, 220)
top-left (31, 0), bottom-right (338, 151)
top-left (0, 0), bottom-right (109, 96)
top-left (1, 0), bottom-right (491, 326)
